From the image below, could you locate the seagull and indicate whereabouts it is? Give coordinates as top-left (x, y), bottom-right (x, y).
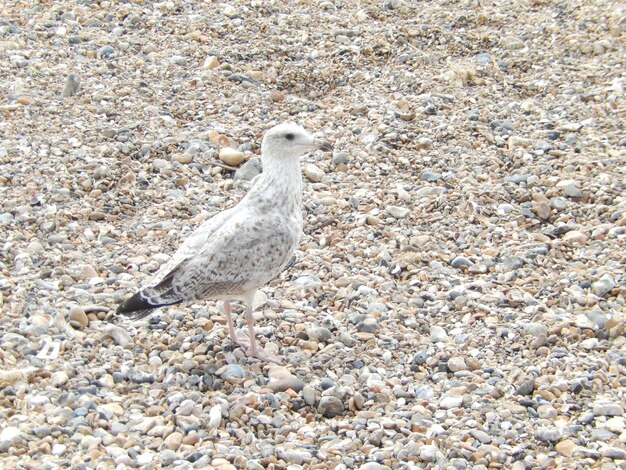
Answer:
top-left (115, 123), bottom-right (332, 363)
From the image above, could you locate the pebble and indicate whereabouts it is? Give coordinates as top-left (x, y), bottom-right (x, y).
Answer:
top-left (160, 450), bottom-right (179, 466)
top-left (421, 171), bottom-right (443, 182)
top-left (171, 153), bottom-right (192, 164)
top-left (98, 403), bottom-right (124, 418)
top-left (356, 318), bottom-right (379, 333)
top-left (447, 356), bottom-right (467, 372)
top-left (98, 45), bottom-right (115, 58)
top-left (557, 180), bottom-right (584, 198)
top-left (385, 205), bottom-right (410, 218)
top-left (234, 157), bottom-right (262, 181)
top-left (593, 403), bottom-right (623, 416)
top-left (218, 364), bottom-right (246, 380)
top-left (604, 416), bottom-right (625, 433)
top-left (419, 444), bottom-right (438, 462)
top-left (501, 256), bottom-right (524, 271)
top-left (555, 439), bottom-right (578, 456)
top-left (306, 325), bottom-right (333, 342)
top-left (163, 432), bottom-right (183, 450)
top-left (103, 324), bottom-right (133, 347)
top-left (125, 369), bottom-right (155, 384)
top-left (563, 230), bottom-right (588, 245)
top-left (52, 443), bottom-right (67, 456)
top-left (204, 55), bottom-right (219, 69)
top-left (451, 256), bottom-right (474, 268)
top-left (430, 326), bottom-right (449, 342)
top-left (603, 447), bottom-right (626, 460)
top-left (269, 90), bottom-right (285, 102)
top-left (502, 36), bottom-right (524, 49)
top-left (440, 395), bottom-right (463, 409)
top-left (358, 464), bottom-right (391, 470)
top-left (268, 376), bottom-right (306, 393)
top-left (61, 73), bottom-right (80, 97)
top-left (0, 426), bottom-right (21, 448)
top-left (533, 201), bottom-right (551, 220)
top-left (219, 148), bottom-right (245, 166)
top-left (591, 274), bottom-right (615, 297)
top-left (550, 197), bottom-right (569, 211)
top-left (69, 305), bottom-right (89, 327)
top-left (384, 0), bottom-right (402, 9)
top-left (318, 396), bottom-right (344, 418)
top-left (332, 152), bottom-right (349, 165)
top-left (535, 427), bottom-right (560, 442)
top-left (515, 378), bottom-right (535, 396)
top-left (470, 429), bottom-right (492, 444)
top-left (557, 122), bottom-right (583, 132)
top-left (303, 385), bottom-right (316, 406)
top-left (51, 371), bottom-right (69, 387)
top-left (304, 163), bottom-right (325, 182)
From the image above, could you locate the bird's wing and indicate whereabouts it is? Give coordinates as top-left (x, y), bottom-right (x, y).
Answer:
top-left (143, 205), bottom-right (239, 289)
top-left (139, 211), bottom-right (301, 305)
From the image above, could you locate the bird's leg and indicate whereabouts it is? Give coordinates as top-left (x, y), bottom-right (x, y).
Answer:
top-left (224, 300), bottom-right (248, 346)
top-left (244, 302), bottom-right (283, 364)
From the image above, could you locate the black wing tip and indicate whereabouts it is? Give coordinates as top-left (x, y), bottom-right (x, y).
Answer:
top-left (117, 291), bottom-right (149, 313)
top-left (116, 292), bottom-right (157, 320)
top-left (115, 291), bottom-right (181, 320)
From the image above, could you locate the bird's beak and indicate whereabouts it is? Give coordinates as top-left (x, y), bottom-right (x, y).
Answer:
top-left (313, 139), bottom-right (333, 153)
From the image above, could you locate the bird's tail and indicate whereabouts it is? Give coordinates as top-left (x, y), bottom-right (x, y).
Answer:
top-left (115, 291), bottom-right (181, 321)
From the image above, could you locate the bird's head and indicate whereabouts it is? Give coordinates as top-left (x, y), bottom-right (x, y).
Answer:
top-left (261, 122), bottom-right (332, 160)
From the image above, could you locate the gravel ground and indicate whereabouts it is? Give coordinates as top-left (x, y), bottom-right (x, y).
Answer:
top-left (1, 0), bottom-right (625, 469)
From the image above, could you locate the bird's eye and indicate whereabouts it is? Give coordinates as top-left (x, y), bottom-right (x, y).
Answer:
top-left (285, 133), bottom-right (295, 141)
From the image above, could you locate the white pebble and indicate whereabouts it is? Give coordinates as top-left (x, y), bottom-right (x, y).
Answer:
top-left (304, 163), bottom-right (324, 182)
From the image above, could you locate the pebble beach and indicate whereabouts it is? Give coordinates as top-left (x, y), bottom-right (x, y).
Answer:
top-left (0, 0), bottom-right (625, 468)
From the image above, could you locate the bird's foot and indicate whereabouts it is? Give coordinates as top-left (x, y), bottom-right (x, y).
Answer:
top-left (230, 336), bottom-right (283, 364)
top-left (230, 333), bottom-right (251, 348)
top-left (250, 348), bottom-right (284, 364)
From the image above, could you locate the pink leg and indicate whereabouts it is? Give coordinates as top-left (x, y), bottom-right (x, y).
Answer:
top-left (224, 300), bottom-right (248, 346)
top-left (244, 301), bottom-right (283, 364)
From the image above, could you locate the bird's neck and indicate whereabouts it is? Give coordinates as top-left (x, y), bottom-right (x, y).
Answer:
top-left (247, 157), bottom-right (303, 214)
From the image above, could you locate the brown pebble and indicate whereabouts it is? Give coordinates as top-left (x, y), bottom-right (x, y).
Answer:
top-left (171, 153), bottom-right (192, 164)
top-left (89, 211), bottom-right (106, 221)
top-left (69, 305), bottom-right (89, 327)
top-left (182, 431), bottom-right (200, 446)
top-left (555, 439), bottom-right (577, 456)
top-left (270, 90), bottom-right (285, 102)
top-left (17, 96), bottom-right (35, 105)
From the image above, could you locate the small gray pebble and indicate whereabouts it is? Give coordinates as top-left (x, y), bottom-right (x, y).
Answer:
top-left (302, 385), bottom-right (316, 406)
top-left (318, 396), bottom-right (344, 418)
top-left (306, 326), bottom-right (333, 342)
top-left (591, 274), bottom-right (615, 297)
top-left (125, 369), bottom-right (155, 384)
top-left (98, 45), bottom-right (115, 58)
top-left (535, 427), bottom-right (560, 442)
top-left (356, 318), bottom-right (379, 333)
top-left (61, 73), bottom-right (80, 98)
top-left (515, 378), bottom-right (535, 396)
top-left (592, 403), bottom-right (623, 417)
top-left (412, 350), bottom-right (430, 366)
top-left (451, 256), bottom-right (474, 269)
top-left (500, 256), bottom-right (524, 271)
top-left (421, 170), bottom-right (442, 182)
top-left (268, 376), bottom-right (305, 393)
top-left (383, 0), bottom-right (402, 10)
top-left (219, 364), bottom-right (245, 380)
top-left (332, 152), bottom-right (349, 165)
top-left (320, 378), bottom-right (335, 390)
top-left (470, 429), bottom-right (492, 444)
top-left (604, 447), bottom-right (626, 460)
